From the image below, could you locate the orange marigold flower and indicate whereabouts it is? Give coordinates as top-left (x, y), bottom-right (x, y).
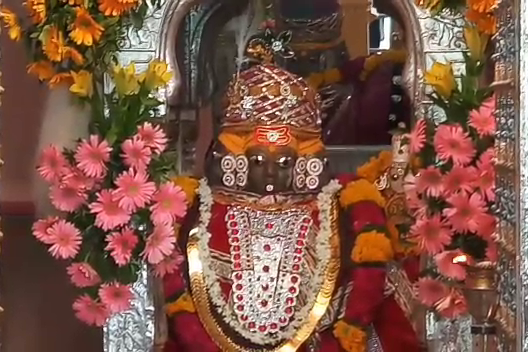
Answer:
top-left (165, 292), bottom-right (195, 316)
top-left (333, 321), bottom-right (367, 352)
top-left (0, 7), bottom-right (22, 41)
top-left (61, 0), bottom-right (84, 5)
top-left (467, 9), bottom-right (497, 34)
top-left (24, 0), bottom-right (46, 25)
top-left (27, 61), bottom-right (55, 81)
top-left (69, 7), bottom-right (104, 46)
top-left (49, 72), bottom-right (73, 88)
top-left (351, 231), bottom-right (394, 263)
top-left (42, 26), bottom-right (67, 62)
top-left (468, 0), bottom-right (497, 13)
top-left (64, 47), bottom-right (85, 65)
top-left (98, 0), bottom-right (138, 16)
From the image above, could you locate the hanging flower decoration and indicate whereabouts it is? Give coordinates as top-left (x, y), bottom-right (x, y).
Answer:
top-left (408, 12), bottom-right (498, 319)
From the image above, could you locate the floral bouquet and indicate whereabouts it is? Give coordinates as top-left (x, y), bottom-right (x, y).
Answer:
top-left (407, 24), bottom-right (497, 318)
top-left (32, 61), bottom-right (186, 326)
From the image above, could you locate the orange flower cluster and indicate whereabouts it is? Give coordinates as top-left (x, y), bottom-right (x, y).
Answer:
top-left (333, 320), bottom-right (367, 352)
top-left (351, 230), bottom-right (394, 263)
top-left (467, 0), bottom-right (497, 34)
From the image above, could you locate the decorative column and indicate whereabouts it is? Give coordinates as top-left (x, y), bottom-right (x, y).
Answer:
top-left (338, 0), bottom-right (370, 58)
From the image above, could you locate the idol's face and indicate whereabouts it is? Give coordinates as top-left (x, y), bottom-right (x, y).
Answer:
top-left (245, 145), bottom-right (297, 195)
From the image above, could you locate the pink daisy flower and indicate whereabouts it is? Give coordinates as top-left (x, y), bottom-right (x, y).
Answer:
top-left (113, 169), bottom-right (156, 212)
top-left (73, 295), bottom-right (109, 327)
top-left (143, 222), bottom-right (176, 265)
top-left (435, 289), bottom-right (468, 319)
top-left (37, 145), bottom-right (68, 182)
top-left (433, 124), bottom-right (476, 166)
top-left (47, 220), bottom-right (82, 259)
top-left (75, 135), bottom-right (112, 178)
top-left (410, 215), bottom-right (453, 255)
top-left (406, 191), bottom-right (427, 218)
top-left (478, 147), bottom-right (495, 168)
top-left (434, 250), bottom-right (467, 280)
top-left (121, 137), bottom-right (152, 171)
top-left (150, 183), bottom-right (187, 225)
top-left (62, 166), bottom-right (99, 191)
top-left (154, 250), bottom-right (185, 277)
top-left (137, 122), bottom-right (168, 154)
top-left (32, 216), bottom-right (59, 244)
top-left (442, 166), bottom-right (476, 196)
top-left (67, 262), bottom-right (101, 288)
top-left (414, 277), bottom-right (449, 307)
top-left (105, 228), bottom-right (139, 266)
top-left (409, 118), bottom-right (427, 153)
top-left (443, 192), bottom-right (488, 233)
top-left (415, 166), bottom-right (444, 198)
top-left (89, 190), bottom-right (131, 231)
top-left (474, 163), bottom-right (495, 201)
top-left (98, 282), bottom-right (134, 314)
top-left (49, 182), bottom-right (87, 212)
top-left (469, 96), bottom-right (496, 137)
top-left (475, 212), bottom-right (496, 239)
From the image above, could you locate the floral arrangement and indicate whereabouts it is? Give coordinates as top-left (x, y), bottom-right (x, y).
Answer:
top-left (407, 6), bottom-right (497, 318)
top-left (0, 0), bottom-right (183, 327)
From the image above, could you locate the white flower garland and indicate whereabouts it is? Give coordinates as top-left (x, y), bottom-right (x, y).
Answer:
top-left (193, 179), bottom-right (342, 345)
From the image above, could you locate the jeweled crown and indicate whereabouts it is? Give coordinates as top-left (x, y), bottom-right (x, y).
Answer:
top-left (223, 64), bottom-right (322, 134)
top-left (391, 127), bottom-right (410, 163)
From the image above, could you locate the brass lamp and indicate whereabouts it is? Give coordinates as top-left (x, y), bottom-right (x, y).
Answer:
top-left (460, 259), bottom-right (498, 352)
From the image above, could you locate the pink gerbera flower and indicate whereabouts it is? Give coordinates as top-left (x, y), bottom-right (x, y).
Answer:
top-left (410, 215), bottom-right (453, 255)
top-left (409, 118), bottom-right (427, 153)
top-left (47, 220), bottom-right (82, 259)
top-left (406, 190), bottom-right (427, 218)
top-left (414, 277), bottom-right (449, 307)
top-left (415, 166), bottom-right (444, 197)
top-left (150, 183), bottom-right (187, 225)
top-left (105, 228), bottom-right (139, 266)
top-left (37, 145), bottom-right (68, 182)
top-left (474, 163), bottom-right (495, 201)
top-left (434, 250), bottom-right (467, 280)
top-left (443, 192), bottom-right (488, 233)
top-left (469, 96), bottom-right (496, 137)
top-left (475, 212), bottom-right (496, 239)
top-left (433, 124), bottom-right (476, 166)
top-left (62, 166), bottom-right (99, 191)
top-left (113, 169), bottom-right (156, 212)
top-left (121, 137), bottom-right (152, 171)
top-left (75, 135), bottom-right (112, 178)
top-left (49, 182), bottom-right (87, 212)
top-left (479, 147), bottom-right (495, 167)
top-left (73, 295), bottom-right (109, 327)
top-left (32, 216), bottom-right (59, 244)
top-left (137, 122), bottom-right (168, 154)
top-left (89, 190), bottom-right (131, 231)
top-left (154, 250), bottom-right (185, 277)
top-left (143, 222), bottom-right (176, 264)
top-left (67, 262), bottom-right (101, 288)
top-left (98, 282), bottom-right (134, 314)
top-left (436, 289), bottom-right (468, 319)
top-left (442, 166), bottom-right (476, 196)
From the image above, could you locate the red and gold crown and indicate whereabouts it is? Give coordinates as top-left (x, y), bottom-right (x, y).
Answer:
top-left (223, 64), bottom-right (322, 135)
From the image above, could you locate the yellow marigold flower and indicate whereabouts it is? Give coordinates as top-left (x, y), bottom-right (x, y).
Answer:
top-left (98, 0), bottom-right (138, 16)
top-left (351, 230), bottom-right (394, 263)
top-left (424, 62), bottom-right (456, 99)
top-left (0, 7), bottom-right (22, 41)
top-left (42, 26), bottom-right (67, 62)
top-left (333, 320), bottom-right (367, 352)
top-left (166, 292), bottom-right (196, 316)
top-left (468, 0), bottom-right (497, 14)
top-left (70, 70), bottom-right (93, 97)
top-left (69, 7), bottom-right (104, 46)
top-left (112, 63), bottom-right (140, 95)
top-left (49, 72), bottom-right (73, 88)
top-left (64, 47), bottom-right (85, 65)
top-left (25, 0), bottom-right (46, 25)
top-left (139, 60), bottom-right (173, 90)
top-left (339, 179), bottom-right (386, 209)
top-left (27, 61), bottom-right (55, 81)
top-left (357, 150), bottom-right (392, 183)
top-left (172, 176), bottom-right (199, 206)
top-left (464, 25), bottom-right (488, 62)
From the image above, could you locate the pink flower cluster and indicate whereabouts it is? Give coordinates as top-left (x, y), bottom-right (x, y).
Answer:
top-left (407, 96), bottom-right (497, 318)
top-left (33, 122), bottom-right (187, 326)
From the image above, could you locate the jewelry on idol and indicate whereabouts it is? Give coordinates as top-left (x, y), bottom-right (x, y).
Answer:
top-left (306, 158), bottom-right (323, 176)
top-left (235, 155), bottom-right (249, 187)
top-left (266, 184), bottom-right (274, 192)
top-left (294, 157), bottom-right (307, 191)
top-left (306, 175), bottom-right (320, 190)
top-left (221, 154), bottom-right (237, 188)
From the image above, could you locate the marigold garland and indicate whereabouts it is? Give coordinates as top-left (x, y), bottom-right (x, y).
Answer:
top-left (166, 292), bottom-right (196, 316)
top-left (339, 179), bottom-right (386, 209)
top-left (359, 49), bottom-right (407, 81)
top-left (172, 176), bottom-right (199, 206)
top-left (356, 150), bottom-right (392, 183)
top-left (351, 230), bottom-right (394, 263)
top-left (333, 320), bottom-right (367, 352)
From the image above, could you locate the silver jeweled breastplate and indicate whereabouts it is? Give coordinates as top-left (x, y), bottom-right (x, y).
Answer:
top-left (226, 206), bottom-right (314, 336)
